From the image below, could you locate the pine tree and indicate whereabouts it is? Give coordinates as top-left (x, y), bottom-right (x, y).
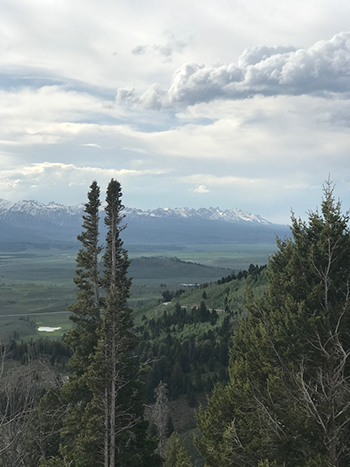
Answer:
top-left (65, 180), bottom-right (102, 370)
top-left (196, 183), bottom-right (350, 466)
top-left (43, 180), bottom-right (158, 466)
top-left (60, 181), bottom-right (102, 464)
top-left (87, 179), bottom-right (158, 466)
top-left (163, 433), bottom-right (193, 467)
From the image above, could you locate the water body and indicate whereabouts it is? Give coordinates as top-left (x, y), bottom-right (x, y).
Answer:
top-left (38, 326), bottom-right (62, 332)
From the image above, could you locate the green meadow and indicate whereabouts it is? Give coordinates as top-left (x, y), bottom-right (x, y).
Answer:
top-left (128, 243), bottom-right (278, 270)
top-left (0, 243), bottom-right (276, 341)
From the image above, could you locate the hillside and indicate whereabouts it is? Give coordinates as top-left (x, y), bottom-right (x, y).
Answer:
top-left (134, 266), bottom-right (268, 399)
top-left (133, 266), bottom-right (268, 466)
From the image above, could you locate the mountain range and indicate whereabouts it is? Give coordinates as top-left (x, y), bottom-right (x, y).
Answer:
top-left (0, 199), bottom-right (290, 248)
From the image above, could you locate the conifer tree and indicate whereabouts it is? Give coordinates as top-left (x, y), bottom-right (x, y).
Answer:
top-left (87, 179), bottom-right (158, 466)
top-left (65, 180), bottom-right (102, 372)
top-left (60, 180), bottom-right (102, 463)
top-left (43, 180), bottom-right (159, 466)
top-left (163, 432), bottom-right (193, 467)
top-left (196, 183), bottom-right (350, 467)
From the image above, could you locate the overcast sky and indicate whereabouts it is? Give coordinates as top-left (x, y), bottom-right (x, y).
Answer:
top-left (1, 0), bottom-right (350, 223)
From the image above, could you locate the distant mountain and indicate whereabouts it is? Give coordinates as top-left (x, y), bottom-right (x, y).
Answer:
top-left (124, 207), bottom-right (270, 225)
top-left (0, 199), bottom-right (83, 223)
top-left (0, 199), bottom-right (83, 244)
top-left (0, 199), bottom-right (290, 248)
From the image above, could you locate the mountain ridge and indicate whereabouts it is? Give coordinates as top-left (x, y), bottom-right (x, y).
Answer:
top-left (0, 198), bottom-right (289, 248)
top-left (0, 199), bottom-right (272, 225)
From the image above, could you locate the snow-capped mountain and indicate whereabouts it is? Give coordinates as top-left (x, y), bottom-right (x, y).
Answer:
top-left (0, 199), bottom-right (83, 220)
top-left (0, 200), bottom-right (271, 225)
top-left (0, 199), bottom-right (288, 247)
top-left (125, 207), bottom-right (271, 225)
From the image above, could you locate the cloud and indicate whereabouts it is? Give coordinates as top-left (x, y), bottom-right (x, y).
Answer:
top-left (185, 174), bottom-right (264, 187)
top-left (0, 162), bottom-right (166, 201)
top-left (0, 85), bottom-right (130, 146)
top-left (131, 32), bottom-right (191, 60)
top-left (193, 184), bottom-right (210, 193)
top-left (237, 45), bottom-right (297, 67)
top-left (131, 45), bottom-right (148, 56)
top-left (81, 143), bottom-right (102, 148)
top-left (122, 32), bottom-right (350, 109)
top-left (1, 162), bottom-right (165, 179)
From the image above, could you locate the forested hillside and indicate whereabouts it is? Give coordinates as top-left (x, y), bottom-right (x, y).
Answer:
top-left (1, 181), bottom-right (350, 467)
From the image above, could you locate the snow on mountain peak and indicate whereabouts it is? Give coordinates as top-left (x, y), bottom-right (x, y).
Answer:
top-left (0, 198), bottom-right (84, 219)
top-left (124, 206), bottom-right (271, 225)
top-left (0, 199), bottom-right (271, 225)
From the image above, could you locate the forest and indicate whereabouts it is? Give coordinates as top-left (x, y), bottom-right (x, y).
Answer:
top-left (0, 180), bottom-right (349, 467)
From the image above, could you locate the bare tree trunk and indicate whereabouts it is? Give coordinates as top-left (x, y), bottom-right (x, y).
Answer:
top-left (110, 322), bottom-right (116, 467)
top-left (104, 355), bottom-right (109, 467)
top-left (94, 243), bottom-right (100, 310)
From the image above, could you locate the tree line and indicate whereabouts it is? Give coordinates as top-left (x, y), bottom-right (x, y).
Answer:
top-left (1, 180), bottom-right (350, 466)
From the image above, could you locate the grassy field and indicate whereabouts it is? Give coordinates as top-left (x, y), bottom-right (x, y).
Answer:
top-left (0, 243), bottom-right (275, 341)
top-left (128, 243), bottom-right (277, 270)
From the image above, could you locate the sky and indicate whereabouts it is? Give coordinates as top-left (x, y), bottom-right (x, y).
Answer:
top-left (1, 0), bottom-right (350, 224)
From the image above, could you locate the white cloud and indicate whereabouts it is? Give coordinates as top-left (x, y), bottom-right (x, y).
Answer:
top-left (122, 32), bottom-right (350, 109)
top-left (0, 162), bottom-right (166, 202)
top-left (186, 174), bottom-right (264, 188)
top-left (81, 143), bottom-right (102, 148)
top-left (193, 185), bottom-right (210, 193)
top-left (131, 32), bottom-right (192, 61)
top-left (0, 2), bottom-right (350, 222)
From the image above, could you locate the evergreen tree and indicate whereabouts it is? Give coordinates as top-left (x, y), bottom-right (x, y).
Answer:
top-left (196, 183), bottom-right (350, 466)
top-left (60, 181), bottom-right (102, 464)
top-left (66, 180), bottom-right (102, 364)
top-left (87, 179), bottom-right (157, 466)
top-left (44, 180), bottom-right (158, 466)
top-left (163, 433), bottom-right (193, 467)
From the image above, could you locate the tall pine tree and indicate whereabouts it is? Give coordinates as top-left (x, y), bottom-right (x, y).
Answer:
top-left (82, 179), bottom-right (157, 466)
top-left (102, 179), bottom-right (156, 466)
top-left (60, 181), bottom-right (103, 464)
top-left (196, 183), bottom-right (350, 467)
top-left (65, 180), bottom-right (102, 372)
top-left (45, 180), bottom-right (158, 466)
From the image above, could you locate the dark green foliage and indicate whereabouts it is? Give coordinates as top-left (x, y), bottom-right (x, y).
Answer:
top-left (162, 290), bottom-right (173, 302)
top-left (217, 265), bottom-right (266, 285)
top-left (66, 180), bottom-right (102, 368)
top-left (82, 179), bottom-right (158, 466)
top-left (196, 183), bottom-right (350, 466)
top-left (162, 289), bottom-right (186, 302)
top-left (38, 180), bottom-right (158, 466)
top-left (163, 432), bottom-right (193, 467)
top-left (59, 181), bottom-right (102, 465)
top-left (134, 268), bottom-right (269, 402)
top-left (165, 414), bottom-right (175, 438)
top-left (5, 338), bottom-right (72, 365)
top-left (137, 303), bottom-right (234, 401)
top-left (39, 457), bottom-right (67, 466)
